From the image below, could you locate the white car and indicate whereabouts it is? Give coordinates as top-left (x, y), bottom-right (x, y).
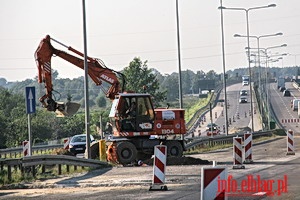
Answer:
top-left (239, 97), bottom-right (248, 103)
top-left (242, 81), bottom-right (249, 86)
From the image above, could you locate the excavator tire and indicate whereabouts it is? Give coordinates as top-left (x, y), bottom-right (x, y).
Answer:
top-left (90, 141), bottom-right (100, 159)
top-left (166, 141), bottom-right (183, 158)
top-left (84, 141), bottom-right (99, 159)
top-left (116, 141), bottom-right (137, 165)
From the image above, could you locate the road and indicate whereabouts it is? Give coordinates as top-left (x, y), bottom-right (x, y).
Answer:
top-left (188, 81), bottom-right (261, 138)
top-left (1, 136), bottom-right (299, 200)
top-left (1, 81), bottom-right (300, 199)
top-left (269, 81), bottom-right (300, 133)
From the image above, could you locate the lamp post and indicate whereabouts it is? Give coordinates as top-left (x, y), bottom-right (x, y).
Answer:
top-left (248, 44), bottom-right (287, 130)
top-left (175, 0), bottom-right (183, 109)
top-left (265, 57), bottom-right (282, 129)
top-left (234, 32), bottom-right (283, 126)
top-left (82, 0), bottom-right (91, 159)
top-left (219, 3), bottom-right (276, 131)
top-left (219, 0), bottom-right (229, 135)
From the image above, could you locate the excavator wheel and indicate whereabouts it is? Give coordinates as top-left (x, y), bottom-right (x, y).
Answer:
top-left (166, 141), bottom-right (183, 158)
top-left (116, 141), bottom-right (137, 165)
top-left (84, 141), bottom-right (99, 159)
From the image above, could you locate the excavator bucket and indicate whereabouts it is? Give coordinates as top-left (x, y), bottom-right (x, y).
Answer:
top-left (55, 101), bottom-right (81, 117)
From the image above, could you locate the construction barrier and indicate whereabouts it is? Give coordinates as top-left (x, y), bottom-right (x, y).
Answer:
top-left (286, 129), bottom-right (295, 155)
top-left (63, 137), bottom-right (70, 150)
top-left (244, 132), bottom-right (253, 164)
top-left (282, 118), bottom-right (300, 123)
top-left (149, 145), bottom-right (168, 191)
top-left (233, 137), bottom-right (245, 169)
top-left (201, 166), bottom-right (228, 200)
top-left (22, 141), bottom-right (29, 157)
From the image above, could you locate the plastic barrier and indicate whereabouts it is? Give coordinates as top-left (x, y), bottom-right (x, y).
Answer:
top-left (244, 132), bottom-right (253, 164)
top-left (233, 137), bottom-right (245, 169)
top-left (149, 145), bottom-right (168, 191)
top-left (201, 166), bottom-right (228, 200)
top-left (286, 129), bottom-right (295, 155)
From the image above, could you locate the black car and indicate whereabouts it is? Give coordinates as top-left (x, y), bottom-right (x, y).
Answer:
top-left (280, 87), bottom-right (286, 92)
top-left (240, 89), bottom-right (248, 96)
top-left (69, 134), bottom-right (95, 155)
top-left (283, 90), bottom-right (291, 97)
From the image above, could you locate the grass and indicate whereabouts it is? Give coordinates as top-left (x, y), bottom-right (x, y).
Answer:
top-left (0, 148), bottom-right (90, 186)
top-left (184, 93), bottom-right (212, 122)
top-left (0, 163), bottom-right (90, 186)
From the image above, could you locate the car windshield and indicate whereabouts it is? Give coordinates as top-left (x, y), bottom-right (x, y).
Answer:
top-left (72, 135), bottom-right (86, 143)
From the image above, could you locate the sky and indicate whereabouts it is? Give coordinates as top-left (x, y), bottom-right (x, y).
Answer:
top-left (1, 0), bottom-right (300, 82)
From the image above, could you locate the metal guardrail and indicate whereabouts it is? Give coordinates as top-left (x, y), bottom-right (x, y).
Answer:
top-left (0, 144), bottom-right (63, 158)
top-left (0, 155), bottom-right (110, 182)
top-left (184, 130), bottom-right (273, 151)
top-left (22, 154), bottom-right (109, 168)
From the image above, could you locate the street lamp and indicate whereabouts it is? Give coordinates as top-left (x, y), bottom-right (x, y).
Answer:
top-left (248, 44), bottom-right (287, 130)
top-left (219, 3), bottom-right (276, 131)
top-left (175, 0), bottom-right (183, 109)
top-left (235, 32), bottom-right (283, 125)
top-left (219, 0), bottom-right (229, 135)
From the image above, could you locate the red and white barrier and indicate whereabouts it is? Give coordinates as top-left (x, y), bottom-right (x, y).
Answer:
top-left (233, 137), bottom-right (245, 169)
top-left (64, 137), bottom-right (70, 150)
top-left (286, 129), bottom-right (295, 155)
top-left (22, 140), bottom-right (29, 157)
top-left (149, 145), bottom-right (168, 191)
top-left (282, 118), bottom-right (300, 123)
top-left (201, 167), bottom-right (228, 200)
top-left (244, 132), bottom-right (253, 163)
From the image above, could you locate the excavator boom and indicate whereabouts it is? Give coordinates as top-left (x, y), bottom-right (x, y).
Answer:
top-left (35, 35), bottom-right (124, 116)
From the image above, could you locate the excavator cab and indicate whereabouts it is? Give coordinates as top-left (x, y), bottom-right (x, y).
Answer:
top-left (109, 94), bottom-right (155, 133)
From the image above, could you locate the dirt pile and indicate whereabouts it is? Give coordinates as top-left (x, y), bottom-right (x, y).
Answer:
top-left (229, 126), bottom-right (251, 134)
top-left (143, 156), bottom-right (211, 166)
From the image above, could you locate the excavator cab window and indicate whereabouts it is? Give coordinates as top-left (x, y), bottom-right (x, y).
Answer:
top-left (112, 95), bottom-right (155, 132)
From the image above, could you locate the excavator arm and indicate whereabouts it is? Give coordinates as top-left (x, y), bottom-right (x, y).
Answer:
top-left (35, 35), bottom-right (124, 116)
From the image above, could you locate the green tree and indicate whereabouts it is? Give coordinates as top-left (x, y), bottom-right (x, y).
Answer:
top-left (160, 73), bottom-right (179, 102)
top-left (123, 57), bottom-right (167, 106)
top-left (96, 95), bottom-right (107, 108)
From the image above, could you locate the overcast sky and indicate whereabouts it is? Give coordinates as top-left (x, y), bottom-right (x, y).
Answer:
top-left (1, 0), bottom-right (299, 82)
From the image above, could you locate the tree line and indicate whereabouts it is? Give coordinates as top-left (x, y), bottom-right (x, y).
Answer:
top-left (0, 57), bottom-right (231, 149)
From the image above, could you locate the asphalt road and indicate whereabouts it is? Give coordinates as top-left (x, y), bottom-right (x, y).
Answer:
top-left (1, 136), bottom-right (299, 200)
top-left (269, 81), bottom-right (300, 133)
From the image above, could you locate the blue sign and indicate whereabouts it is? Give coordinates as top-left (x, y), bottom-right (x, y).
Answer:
top-left (25, 87), bottom-right (36, 114)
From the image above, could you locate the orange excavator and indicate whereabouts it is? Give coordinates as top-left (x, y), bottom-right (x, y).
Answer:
top-left (35, 35), bottom-right (186, 165)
